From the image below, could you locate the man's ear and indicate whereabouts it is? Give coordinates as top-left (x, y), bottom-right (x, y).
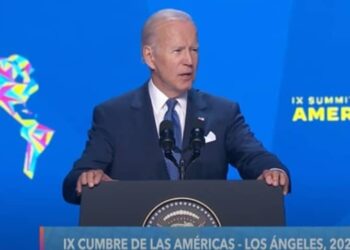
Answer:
top-left (142, 45), bottom-right (156, 70)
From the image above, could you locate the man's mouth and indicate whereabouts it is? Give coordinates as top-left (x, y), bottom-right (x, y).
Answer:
top-left (179, 72), bottom-right (193, 78)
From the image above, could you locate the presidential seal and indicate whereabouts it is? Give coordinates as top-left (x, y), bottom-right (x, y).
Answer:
top-left (143, 197), bottom-right (221, 227)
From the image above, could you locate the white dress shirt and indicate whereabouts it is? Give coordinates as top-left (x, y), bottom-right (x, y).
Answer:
top-left (148, 79), bottom-right (187, 140)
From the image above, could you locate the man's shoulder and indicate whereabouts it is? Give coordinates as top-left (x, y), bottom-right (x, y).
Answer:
top-left (191, 88), bottom-right (239, 110)
top-left (95, 84), bottom-right (146, 111)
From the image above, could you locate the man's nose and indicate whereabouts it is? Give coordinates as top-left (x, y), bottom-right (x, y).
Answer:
top-left (183, 49), bottom-right (194, 66)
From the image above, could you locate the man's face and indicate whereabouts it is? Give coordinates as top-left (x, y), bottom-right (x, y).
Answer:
top-left (144, 20), bottom-right (199, 98)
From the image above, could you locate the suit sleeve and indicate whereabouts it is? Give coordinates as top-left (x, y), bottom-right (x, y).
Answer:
top-left (225, 103), bottom-right (290, 180)
top-left (62, 105), bottom-right (115, 204)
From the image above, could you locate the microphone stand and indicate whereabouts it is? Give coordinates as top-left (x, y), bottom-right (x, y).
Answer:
top-left (172, 147), bottom-right (185, 180)
top-left (179, 158), bottom-right (185, 180)
top-left (176, 146), bottom-right (202, 181)
top-left (163, 146), bottom-right (185, 180)
top-left (164, 152), bottom-right (179, 171)
top-left (182, 122), bottom-right (205, 178)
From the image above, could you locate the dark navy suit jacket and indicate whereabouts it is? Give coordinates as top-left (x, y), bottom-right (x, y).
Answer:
top-left (63, 84), bottom-right (289, 204)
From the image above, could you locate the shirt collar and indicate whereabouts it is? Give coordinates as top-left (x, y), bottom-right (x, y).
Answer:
top-left (148, 79), bottom-right (188, 112)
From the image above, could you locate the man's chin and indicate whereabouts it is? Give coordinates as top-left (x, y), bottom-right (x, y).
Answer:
top-left (180, 78), bottom-right (194, 87)
top-left (170, 86), bottom-right (191, 98)
top-left (178, 83), bottom-right (192, 93)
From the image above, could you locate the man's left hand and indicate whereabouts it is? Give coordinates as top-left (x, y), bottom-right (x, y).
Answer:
top-left (258, 169), bottom-right (289, 195)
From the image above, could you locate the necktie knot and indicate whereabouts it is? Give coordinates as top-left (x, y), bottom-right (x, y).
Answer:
top-left (164, 99), bottom-right (177, 121)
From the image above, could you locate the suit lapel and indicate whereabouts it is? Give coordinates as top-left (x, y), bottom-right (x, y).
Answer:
top-left (130, 83), bottom-right (169, 179)
top-left (181, 89), bottom-right (210, 178)
top-left (182, 88), bottom-right (208, 150)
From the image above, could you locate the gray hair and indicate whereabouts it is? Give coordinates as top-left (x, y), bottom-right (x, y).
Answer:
top-left (142, 9), bottom-right (194, 47)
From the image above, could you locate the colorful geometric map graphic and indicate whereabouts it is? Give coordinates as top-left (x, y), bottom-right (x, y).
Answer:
top-left (0, 54), bottom-right (55, 179)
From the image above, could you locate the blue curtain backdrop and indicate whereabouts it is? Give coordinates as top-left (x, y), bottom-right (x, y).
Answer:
top-left (1, 0), bottom-right (349, 249)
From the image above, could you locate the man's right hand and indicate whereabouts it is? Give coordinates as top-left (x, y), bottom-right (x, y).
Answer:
top-left (76, 169), bottom-right (112, 195)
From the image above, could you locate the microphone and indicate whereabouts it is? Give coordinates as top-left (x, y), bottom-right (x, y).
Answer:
top-left (159, 120), bottom-right (179, 170)
top-left (189, 119), bottom-right (205, 158)
top-left (159, 120), bottom-right (175, 155)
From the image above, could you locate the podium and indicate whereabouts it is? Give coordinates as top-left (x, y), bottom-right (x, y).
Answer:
top-left (80, 180), bottom-right (285, 226)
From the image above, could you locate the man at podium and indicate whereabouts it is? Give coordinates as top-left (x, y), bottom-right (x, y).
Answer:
top-left (63, 8), bottom-right (290, 204)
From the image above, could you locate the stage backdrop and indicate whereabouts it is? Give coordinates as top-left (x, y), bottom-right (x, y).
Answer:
top-left (1, 0), bottom-right (349, 249)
